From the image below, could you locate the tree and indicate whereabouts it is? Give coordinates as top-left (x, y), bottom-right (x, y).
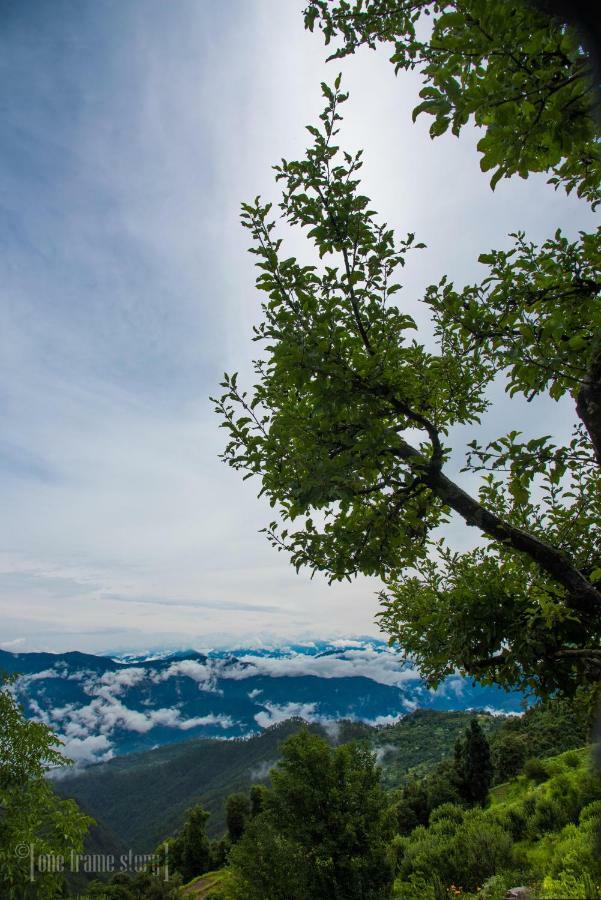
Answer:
top-left (213, 76), bottom-right (601, 695)
top-left (249, 783), bottom-right (268, 818)
top-left (0, 673), bottom-right (92, 899)
top-left (228, 730), bottom-right (394, 899)
top-left (491, 732), bottom-right (529, 784)
top-left (304, 0), bottom-right (600, 207)
top-left (226, 792), bottom-right (250, 844)
top-left (304, 1), bottom-right (601, 464)
top-left (170, 803), bottom-right (211, 884)
top-left (454, 720), bottom-right (493, 804)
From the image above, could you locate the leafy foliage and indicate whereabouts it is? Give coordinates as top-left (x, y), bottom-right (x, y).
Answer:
top-left (225, 793), bottom-right (250, 844)
top-left (455, 719), bottom-right (493, 804)
top-left (0, 674), bottom-right (92, 899)
top-left (228, 730), bottom-right (395, 899)
top-left (213, 81), bottom-right (601, 695)
top-left (169, 804), bottom-right (212, 883)
top-left (304, 0), bottom-right (601, 206)
top-left (392, 747), bottom-right (601, 896)
top-left (86, 870), bottom-right (182, 899)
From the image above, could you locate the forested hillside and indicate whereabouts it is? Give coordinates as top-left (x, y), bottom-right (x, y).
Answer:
top-left (57, 710), bottom-right (505, 850)
top-left (81, 697), bottom-right (599, 899)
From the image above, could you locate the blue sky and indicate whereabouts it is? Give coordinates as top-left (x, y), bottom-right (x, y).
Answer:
top-left (0, 0), bottom-right (597, 653)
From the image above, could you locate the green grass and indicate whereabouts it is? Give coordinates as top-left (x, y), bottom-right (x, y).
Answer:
top-left (393, 744), bottom-right (601, 899)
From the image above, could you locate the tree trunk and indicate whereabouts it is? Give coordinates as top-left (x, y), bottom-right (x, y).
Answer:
top-left (576, 341), bottom-right (601, 467)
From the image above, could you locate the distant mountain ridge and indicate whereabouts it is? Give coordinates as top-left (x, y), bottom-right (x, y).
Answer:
top-left (1, 639), bottom-right (523, 762)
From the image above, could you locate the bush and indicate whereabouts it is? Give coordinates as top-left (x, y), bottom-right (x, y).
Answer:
top-left (563, 751), bottom-right (583, 769)
top-left (492, 733), bottom-right (528, 784)
top-left (538, 873), bottom-right (601, 898)
top-left (398, 809), bottom-right (514, 893)
top-left (580, 800), bottom-right (601, 824)
top-left (393, 873), bottom-right (438, 900)
top-left (429, 803), bottom-right (465, 827)
top-left (494, 806), bottom-right (527, 841)
top-left (531, 797), bottom-right (567, 835)
top-left (449, 816), bottom-right (514, 892)
top-left (577, 770), bottom-right (601, 809)
top-left (398, 826), bottom-right (457, 887)
top-left (479, 872), bottom-right (521, 900)
top-left (523, 757), bottom-right (549, 783)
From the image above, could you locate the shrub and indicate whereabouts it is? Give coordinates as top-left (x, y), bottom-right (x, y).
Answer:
top-left (479, 872), bottom-right (521, 900)
top-left (492, 733), bottom-right (528, 784)
top-left (538, 873), bottom-right (601, 898)
top-left (580, 800), bottom-right (601, 824)
top-left (393, 873), bottom-right (438, 900)
top-left (563, 751), bottom-right (583, 769)
top-left (449, 817), bottom-right (514, 892)
top-left (531, 797), bottom-right (566, 835)
top-left (494, 806), bottom-right (528, 841)
top-left (522, 795), bottom-right (536, 818)
top-left (398, 810), bottom-right (514, 893)
top-left (429, 803), bottom-right (465, 828)
top-left (398, 827), bottom-right (456, 886)
top-left (523, 757), bottom-right (549, 783)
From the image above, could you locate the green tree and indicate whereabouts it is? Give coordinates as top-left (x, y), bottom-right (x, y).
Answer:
top-left (304, 0), bottom-right (600, 206)
top-left (225, 792), bottom-right (250, 844)
top-left (491, 732), bottom-right (529, 783)
top-left (393, 759), bottom-right (462, 835)
top-left (305, 0), bottom-right (601, 471)
top-left (228, 730), bottom-right (394, 899)
top-left (213, 78), bottom-right (601, 695)
top-left (170, 803), bottom-right (211, 884)
top-left (454, 720), bottom-right (494, 804)
top-left (0, 673), bottom-right (92, 899)
top-left (249, 783), bottom-right (268, 818)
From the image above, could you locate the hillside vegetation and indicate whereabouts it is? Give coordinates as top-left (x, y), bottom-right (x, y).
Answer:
top-left (73, 697), bottom-right (599, 899)
top-left (58, 710), bottom-right (502, 850)
top-left (392, 746), bottom-right (601, 898)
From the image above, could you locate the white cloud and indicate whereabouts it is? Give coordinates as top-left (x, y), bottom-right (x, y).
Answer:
top-left (364, 714), bottom-right (404, 727)
top-left (249, 759), bottom-right (275, 781)
top-left (375, 744), bottom-right (399, 765)
top-left (98, 667), bottom-right (147, 692)
top-left (254, 702), bottom-right (318, 729)
top-left (479, 707), bottom-right (523, 718)
top-left (59, 734), bottom-right (114, 765)
top-left (151, 659), bottom-right (221, 693)
top-left (320, 720), bottom-right (342, 742)
top-left (0, 637), bottom-right (26, 649)
top-left (223, 646), bottom-right (420, 688)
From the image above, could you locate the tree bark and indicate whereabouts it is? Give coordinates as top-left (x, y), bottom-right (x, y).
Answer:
top-left (391, 438), bottom-right (601, 617)
top-left (431, 467), bottom-right (601, 616)
top-left (576, 341), bottom-right (601, 467)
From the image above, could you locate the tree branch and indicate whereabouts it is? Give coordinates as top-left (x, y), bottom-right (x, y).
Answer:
top-left (389, 438), bottom-right (601, 616)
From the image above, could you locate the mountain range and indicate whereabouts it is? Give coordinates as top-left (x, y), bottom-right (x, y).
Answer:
top-left (1, 639), bottom-right (523, 762)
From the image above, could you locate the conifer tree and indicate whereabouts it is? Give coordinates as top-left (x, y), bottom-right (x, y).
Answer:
top-left (455, 720), bottom-right (494, 805)
top-left (226, 792), bottom-right (251, 843)
top-left (170, 804), bottom-right (211, 883)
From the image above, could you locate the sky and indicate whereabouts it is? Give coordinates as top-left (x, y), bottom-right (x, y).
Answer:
top-left (0, 0), bottom-right (597, 654)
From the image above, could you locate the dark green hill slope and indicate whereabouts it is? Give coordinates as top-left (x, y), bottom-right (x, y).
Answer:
top-left (55, 710), bottom-right (503, 852)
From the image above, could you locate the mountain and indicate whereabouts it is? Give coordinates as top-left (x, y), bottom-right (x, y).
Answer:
top-left (1, 639), bottom-right (523, 762)
top-left (55, 709), bottom-right (507, 851)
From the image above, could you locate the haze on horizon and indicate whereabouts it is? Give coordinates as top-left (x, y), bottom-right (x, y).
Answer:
top-left (1, 0), bottom-right (596, 654)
